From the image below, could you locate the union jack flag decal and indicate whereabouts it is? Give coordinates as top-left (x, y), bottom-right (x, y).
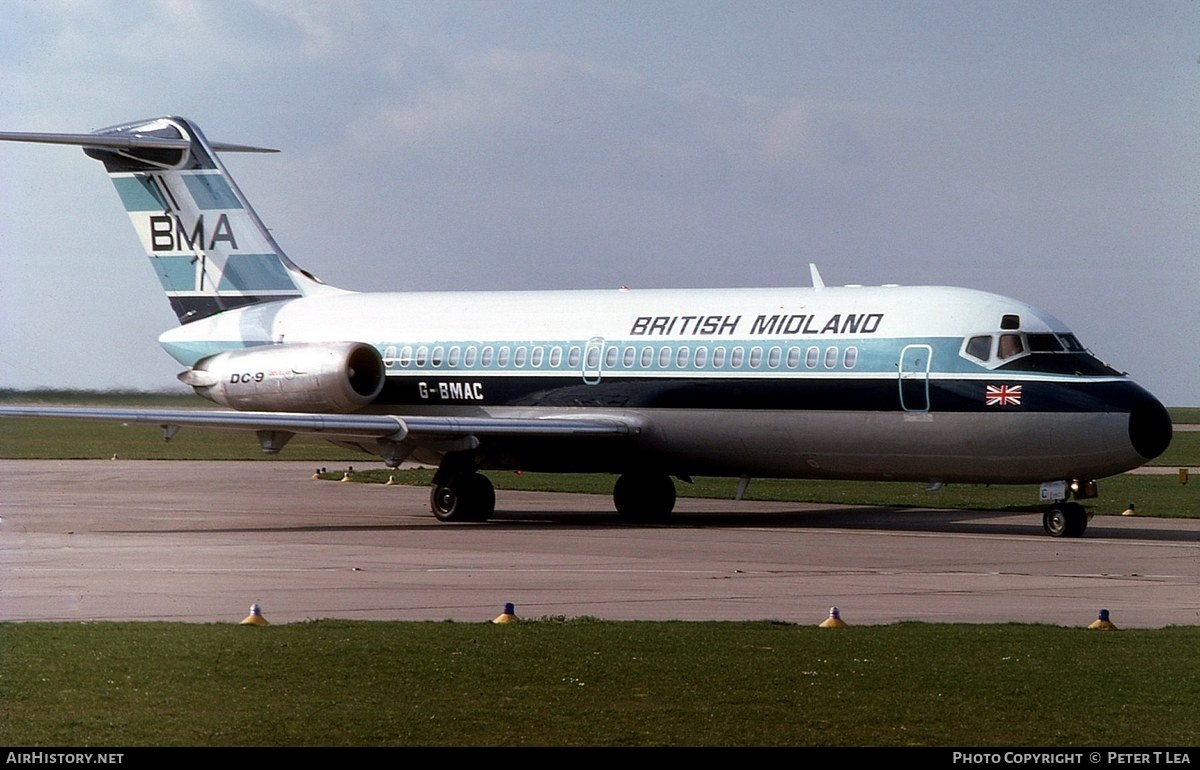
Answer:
top-left (985, 384), bottom-right (1022, 406)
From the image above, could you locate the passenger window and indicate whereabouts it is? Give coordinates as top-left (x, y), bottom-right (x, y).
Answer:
top-left (623, 346), bottom-right (636, 368)
top-left (530, 347), bottom-right (544, 367)
top-left (640, 346), bottom-right (654, 367)
top-left (585, 346), bottom-right (599, 368)
top-left (416, 346), bottom-right (429, 366)
top-left (605, 346), bottom-right (619, 368)
top-left (447, 346), bottom-right (461, 367)
top-left (497, 346), bottom-right (510, 367)
top-left (399, 345), bottom-right (413, 367)
top-left (694, 346), bottom-right (708, 368)
top-left (383, 346), bottom-right (398, 368)
top-left (514, 346), bottom-right (528, 367)
top-left (805, 346), bottom-right (819, 369)
top-left (843, 346), bottom-right (858, 368)
top-left (786, 347), bottom-right (801, 368)
top-left (749, 347), bottom-right (763, 368)
top-left (431, 346), bottom-right (444, 367)
top-left (676, 347), bottom-right (690, 368)
top-left (768, 346), bottom-right (781, 369)
top-left (731, 347), bottom-right (745, 368)
top-left (549, 346), bottom-right (562, 367)
top-left (824, 347), bottom-right (839, 368)
top-left (464, 346), bottom-right (477, 367)
top-left (712, 346), bottom-right (726, 368)
top-left (481, 346), bottom-right (494, 367)
top-left (658, 347), bottom-right (672, 367)
top-left (568, 346), bottom-right (581, 367)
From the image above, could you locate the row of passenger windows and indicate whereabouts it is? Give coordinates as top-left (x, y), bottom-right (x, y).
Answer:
top-left (382, 343), bottom-right (860, 371)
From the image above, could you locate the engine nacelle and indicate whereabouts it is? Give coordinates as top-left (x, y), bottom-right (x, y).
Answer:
top-left (179, 342), bottom-right (386, 412)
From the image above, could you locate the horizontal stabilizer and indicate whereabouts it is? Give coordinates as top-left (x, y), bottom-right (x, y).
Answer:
top-left (0, 130), bottom-right (276, 153)
top-left (209, 142), bottom-right (280, 154)
top-left (0, 130), bottom-right (190, 150)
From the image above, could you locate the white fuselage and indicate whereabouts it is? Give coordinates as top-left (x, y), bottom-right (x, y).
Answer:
top-left (158, 283), bottom-right (1171, 484)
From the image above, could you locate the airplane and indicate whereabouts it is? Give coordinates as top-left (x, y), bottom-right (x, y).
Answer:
top-left (0, 116), bottom-right (1173, 537)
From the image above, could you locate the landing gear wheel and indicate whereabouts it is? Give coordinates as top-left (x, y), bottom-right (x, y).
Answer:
top-left (613, 472), bottom-right (676, 522)
top-left (430, 472), bottom-right (495, 522)
top-left (1043, 502), bottom-right (1088, 538)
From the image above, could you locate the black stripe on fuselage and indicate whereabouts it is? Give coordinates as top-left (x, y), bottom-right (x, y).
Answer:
top-left (372, 374), bottom-right (1154, 414)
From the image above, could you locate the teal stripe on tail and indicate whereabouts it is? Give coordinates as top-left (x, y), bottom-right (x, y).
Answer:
top-left (84, 117), bottom-right (338, 323)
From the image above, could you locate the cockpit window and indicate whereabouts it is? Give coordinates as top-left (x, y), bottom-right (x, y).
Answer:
top-left (962, 328), bottom-right (1120, 376)
top-left (1026, 333), bottom-right (1063, 352)
top-left (965, 335), bottom-right (992, 361)
top-left (997, 334), bottom-right (1024, 360)
top-left (1058, 334), bottom-right (1086, 352)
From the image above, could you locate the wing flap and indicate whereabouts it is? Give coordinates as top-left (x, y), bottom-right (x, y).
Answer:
top-left (0, 406), bottom-right (636, 445)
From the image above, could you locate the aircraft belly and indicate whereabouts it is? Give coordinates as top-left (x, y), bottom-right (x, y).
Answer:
top-left (384, 404), bottom-right (1139, 483)
top-left (637, 410), bottom-right (1139, 482)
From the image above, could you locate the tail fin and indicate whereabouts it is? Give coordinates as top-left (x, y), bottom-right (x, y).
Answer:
top-left (0, 116), bottom-right (342, 324)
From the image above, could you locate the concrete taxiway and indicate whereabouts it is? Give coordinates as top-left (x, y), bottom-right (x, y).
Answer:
top-left (2, 460), bottom-right (1199, 628)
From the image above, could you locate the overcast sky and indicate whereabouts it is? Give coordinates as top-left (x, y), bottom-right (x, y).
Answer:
top-left (1, 1), bottom-right (1196, 405)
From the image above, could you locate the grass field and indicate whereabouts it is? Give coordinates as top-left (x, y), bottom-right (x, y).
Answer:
top-left (3, 390), bottom-right (1199, 747)
top-left (3, 620), bottom-right (1200, 747)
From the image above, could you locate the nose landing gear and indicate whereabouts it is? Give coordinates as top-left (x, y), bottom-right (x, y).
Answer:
top-left (1042, 502), bottom-right (1089, 537)
top-left (1040, 479), bottom-right (1096, 537)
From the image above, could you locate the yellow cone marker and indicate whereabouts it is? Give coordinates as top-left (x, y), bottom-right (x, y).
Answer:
top-left (819, 606), bottom-right (848, 628)
top-left (1088, 609), bottom-right (1117, 630)
top-left (385, 474), bottom-right (397, 486)
top-left (240, 602), bottom-right (269, 626)
top-left (493, 603), bottom-right (517, 624)
top-left (1121, 503), bottom-right (1137, 516)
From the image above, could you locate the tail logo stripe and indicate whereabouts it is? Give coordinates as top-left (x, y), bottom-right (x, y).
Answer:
top-left (152, 175), bottom-right (181, 211)
top-left (218, 254), bottom-right (299, 292)
top-left (112, 176), bottom-right (169, 212)
top-left (151, 256), bottom-right (197, 292)
top-left (182, 172), bottom-right (243, 210)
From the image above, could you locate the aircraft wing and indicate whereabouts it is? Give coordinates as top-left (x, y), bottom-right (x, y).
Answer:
top-left (0, 406), bottom-right (637, 455)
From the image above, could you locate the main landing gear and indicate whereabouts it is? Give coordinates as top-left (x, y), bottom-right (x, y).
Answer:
top-left (427, 465), bottom-right (679, 523)
top-left (430, 470), bottom-right (496, 522)
top-left (613, 472), bottom-right (677, 522)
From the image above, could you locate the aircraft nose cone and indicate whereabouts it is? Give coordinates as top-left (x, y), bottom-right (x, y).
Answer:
top-left (1128, 396), bottom-right (1172, 460)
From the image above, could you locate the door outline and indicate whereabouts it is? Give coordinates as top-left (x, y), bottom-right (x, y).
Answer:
top-left (899, 344), bottom-right (932, 412)
top-left (582, 336), bottom-right (605, 384)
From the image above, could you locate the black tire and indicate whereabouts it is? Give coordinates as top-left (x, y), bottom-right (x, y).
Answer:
top-left (613, 472), bottom-right (676, 522)
top-left (430, 472), bottom-right (495, 522)
top-left (1043, 502), bottom-right (1087, 538)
